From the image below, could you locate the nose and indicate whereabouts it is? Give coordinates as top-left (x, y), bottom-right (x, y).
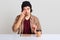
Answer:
top-left (25, 10), bottom-right (28, 13)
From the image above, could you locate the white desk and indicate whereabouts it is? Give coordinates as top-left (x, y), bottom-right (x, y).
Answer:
top-left (0, 34), bottom-right (60, 40)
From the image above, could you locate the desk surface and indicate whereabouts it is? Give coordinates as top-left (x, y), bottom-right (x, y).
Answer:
top-left (0, 34), bottom-right (60, 40)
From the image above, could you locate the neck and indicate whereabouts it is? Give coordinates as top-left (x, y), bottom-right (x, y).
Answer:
top-left (25, 15), bottom-right (30, 20)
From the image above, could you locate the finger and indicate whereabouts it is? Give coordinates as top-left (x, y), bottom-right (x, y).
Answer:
top-left (22, 10), bottom-right (26, 15)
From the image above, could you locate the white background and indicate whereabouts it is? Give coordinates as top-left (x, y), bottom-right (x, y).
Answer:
top-left (0, 0), bottom-right (60, 34)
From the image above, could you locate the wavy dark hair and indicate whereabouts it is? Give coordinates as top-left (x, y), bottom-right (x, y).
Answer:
top-left (21, 1), bottom-right (32, 12)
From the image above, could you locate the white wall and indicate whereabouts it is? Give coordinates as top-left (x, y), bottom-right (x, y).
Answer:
top-left (0, 0), bottom-right (60, 34)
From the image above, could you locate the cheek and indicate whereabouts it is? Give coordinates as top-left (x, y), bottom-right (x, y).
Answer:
top-left (27, 9), bottom-right (30, 13)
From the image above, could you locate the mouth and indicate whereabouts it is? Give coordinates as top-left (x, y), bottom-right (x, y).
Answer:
top-left (25, 13), bottom-right (28, 16)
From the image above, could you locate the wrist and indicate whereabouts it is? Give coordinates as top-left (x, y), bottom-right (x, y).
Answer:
top-left (20, 14), bottom-right (25, 20)
top-left (34, 30), bottom-right (37, 34)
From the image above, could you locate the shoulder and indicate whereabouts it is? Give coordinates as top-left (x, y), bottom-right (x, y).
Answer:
top-left (16, 15), bottom-right (20, 18)
top-left (31, 15), bottom-right (39, 20)
top-left (15, 15), bottom-right (20, 20)
top-left (16, 14), bottom-right (22, 19)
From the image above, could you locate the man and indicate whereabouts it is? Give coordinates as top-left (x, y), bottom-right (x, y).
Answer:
top-left (12, 1), bottom-right (42, 34)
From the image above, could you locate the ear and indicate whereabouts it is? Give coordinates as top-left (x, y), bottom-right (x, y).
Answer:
top-left (30, 9), bottom-right (32, 12)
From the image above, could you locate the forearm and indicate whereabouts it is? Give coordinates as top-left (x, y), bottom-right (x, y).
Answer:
top-left (13, 18), bottom-right (22, 32)
top-left (13, 14), bottom-right (25, 32)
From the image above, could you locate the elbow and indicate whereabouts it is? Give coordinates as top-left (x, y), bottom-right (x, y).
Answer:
top-left (12, 26), bottom-right (17, 32)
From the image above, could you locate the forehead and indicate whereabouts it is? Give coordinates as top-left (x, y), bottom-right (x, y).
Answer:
top-left (23, 6), bottom-right (30, 9)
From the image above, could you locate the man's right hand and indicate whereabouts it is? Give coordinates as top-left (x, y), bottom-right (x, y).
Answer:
top-left (20, 11), bottom-right (26, 21)
top-left (12, 11), bottom-right (26, 32)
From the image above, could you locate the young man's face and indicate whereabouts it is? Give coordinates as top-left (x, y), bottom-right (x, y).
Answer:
top-left (23, 6), bottom-right (31, 16)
